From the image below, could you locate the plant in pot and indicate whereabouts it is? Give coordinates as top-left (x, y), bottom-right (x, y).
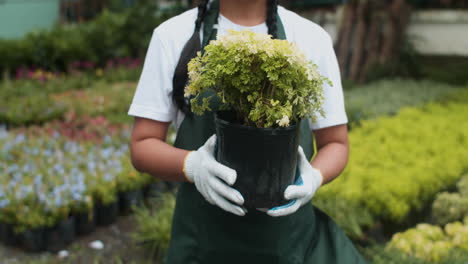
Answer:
top-left (185, 30), bottom-right (330, 208)
top-left (90, 171), bottom-right (119, 226)
top-left (116, 159), bottom-right (147, 215)
top-left (14, 200), bottom-right (52, 252)
top-left (42, 195), bottom-right (76, 253)
top-left (72, 194), bottom-right (95, 236)
top-left (0, 190), bottom-right (21, 247)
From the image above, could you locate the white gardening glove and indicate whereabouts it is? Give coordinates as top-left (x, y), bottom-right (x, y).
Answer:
top-left (265, 146), bottom-right (323, 217)
top-left (183, 134), bottom-right (247, 216)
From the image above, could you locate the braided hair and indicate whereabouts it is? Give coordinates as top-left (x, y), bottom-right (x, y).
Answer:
top-left (172, 0), bottom-right (279, 114)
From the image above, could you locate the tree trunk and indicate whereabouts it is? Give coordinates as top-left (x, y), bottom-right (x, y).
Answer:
top-left (335, 0), bottom-right (412, 83)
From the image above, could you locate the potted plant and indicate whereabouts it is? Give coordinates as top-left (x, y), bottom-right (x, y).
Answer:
top-left (116, 159), bottom-right (147, 215)
top-left (91, 172), bottom-right (119, 226)
top-left (73, 194), bottom-right (96, 236)
top-left (186, 30), bottom-right (329, 208)
top-left (143, 177), bottom-right (167, 201)
top-left (14, 201), bottom-right (52, 252)
top-left (43, 205), bottom-right (76, 253)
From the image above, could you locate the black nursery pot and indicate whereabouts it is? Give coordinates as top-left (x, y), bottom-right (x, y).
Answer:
top-left (214, 111), bottom-right (300, 209)
top-left (0, 222), bottom-right (20, 247)
top-left (96, 200), bottom-right (119, 226)
top-left (44, 216), bottom-right (76, 253)
top-left (18, 227), bottom-right (46, 252)
top-left (75, 210), bottom-right (96, 236)
top-left (143, 181), bottom-right (164, 200)
top-left (119, 189), bottom-right (144, 215)
top-left (0, 221), bottom-right (8, 244)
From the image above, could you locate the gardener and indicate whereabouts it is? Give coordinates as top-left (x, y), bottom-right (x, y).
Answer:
top-left (128, 0), bottom-right (366, 263)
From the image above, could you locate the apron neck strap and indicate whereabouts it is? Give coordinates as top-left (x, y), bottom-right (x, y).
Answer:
top-left (201, 0), bottom-right (287, 50)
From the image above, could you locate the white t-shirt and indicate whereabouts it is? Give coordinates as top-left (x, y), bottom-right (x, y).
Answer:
top-left (127, 5), bottom-right (348, 131)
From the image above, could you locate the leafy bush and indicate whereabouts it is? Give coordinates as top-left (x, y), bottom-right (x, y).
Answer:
top-left (313, 197), bottom-right (374, 240)
top-left (364, 244), bottom-right (468, 264)
top-left (344, 79), bottom-right (462, 127)
top-left (432, 175), bottom-right (468, 225)
top-left (0, 78), bottom-right (136, 127)
top-left (132, 193), bottom-right (176, 262)
top-left (385, 219), bottom-right (468, 263)
top-left (315, 102), bottom-right (468, 235)
top-left (419, 56), bottom-right (468, 86)
top-left (0, 1), bottom-right (177, 74)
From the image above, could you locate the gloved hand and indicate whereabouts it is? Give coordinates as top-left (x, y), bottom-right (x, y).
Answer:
top-left (264, 146), bottom-right (323, 217)
top-left (183, 134), bottom-right (247, 216)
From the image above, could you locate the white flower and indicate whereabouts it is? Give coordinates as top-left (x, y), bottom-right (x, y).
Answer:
top-left (276, 115), bottom-right (290, 127)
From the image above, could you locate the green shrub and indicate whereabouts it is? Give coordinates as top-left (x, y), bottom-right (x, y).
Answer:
top-left (316, 102), bottom-right (468, 232)
top-left (385, 219), bottom-right (468, 263)
top-left (344, 79), bottom-right (462, 127)
top-left (0, 78), bottom-right (136, 127)
top-left (132, 193), bottom-right (176, 262)
top-left (313, 196), bottom-right (374, 240)
top-left (419, 56), bottom-right (468, 86)
top-left (0, 1), bottom-right (177, 73)
top-left (364, 245), bottom-right (468, 264)
top-left (432, 175), bottom-right (468, 225)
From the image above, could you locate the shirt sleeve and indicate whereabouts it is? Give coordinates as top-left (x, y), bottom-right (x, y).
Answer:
top-left (127, 29), bottom-right (177, 122)
top-left (309, 33), bottom-right (348, 130)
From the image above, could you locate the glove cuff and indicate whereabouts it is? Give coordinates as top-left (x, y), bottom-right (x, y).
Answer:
top-left (182, 151), bottom-right (195, 183)
top-left (312, 167), bottom-right (324, 187)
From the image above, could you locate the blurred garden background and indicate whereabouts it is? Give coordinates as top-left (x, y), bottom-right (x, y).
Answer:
top-left (0, 0), bottom-right (467, 263)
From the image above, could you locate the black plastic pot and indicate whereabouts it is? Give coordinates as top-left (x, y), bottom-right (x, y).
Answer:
top-left (144, 181), bottom-right (167, 200)
top-left (18, 228), bottom-right (46, 252)
top-left (75, 210), bottom-right (96, 236)
top-left (44, 216), bottom-right (76, 253)
top-left (119, 189), bottom-right (144, 215)
top-left (0, 222), bottom-right (20, 247)
top-left (0, 222), bottom-right (7, 244)
top-left (214, 111), bottom-right (300, 209)
top-left (96, 200), bottom-right (119, 226)
top-left (165, 181), bottom-right (180, 191)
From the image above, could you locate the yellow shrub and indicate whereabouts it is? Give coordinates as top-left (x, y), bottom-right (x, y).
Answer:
top-left (317, 102), bottom-right (468, 222)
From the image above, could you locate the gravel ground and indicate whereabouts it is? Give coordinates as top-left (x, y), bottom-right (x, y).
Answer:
top-left (0, 216), bottom-right (157, 264)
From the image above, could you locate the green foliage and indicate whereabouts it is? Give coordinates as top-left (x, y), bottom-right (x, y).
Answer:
top-left (186, 30), bottom-right (328, 128)
top-left (432, 175), bottom-right (468, 225)
top-left (419, 56), bottom-right (468, 86)
top-left (440, 87), bottom-right (468, 104)
top-left (0, 1), bottom-right (176, 73)
top-left (116, 158), bottom-right (153, 193)
top-left (132, 193), bottom-right (176, 262)
top-left (316, 102), bottom-right (468, 228)
top-left (364, 245), bottom-right (468, 264)
top-left (344, 79), bottom-right (462, 127)
top-left (313, 197), bottom-right (374, 240)
top-left (385, 219), bottom-right (468, 263)
top-left (0, 78), bottom-right (136, 127)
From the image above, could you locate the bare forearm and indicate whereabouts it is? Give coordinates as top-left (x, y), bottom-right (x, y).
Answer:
top-left (310, 142), bottom-right (348, 185)
top-left (310, 124), bottom-right (349, 185)
top-left (131, 138), bottom-right (190, 182)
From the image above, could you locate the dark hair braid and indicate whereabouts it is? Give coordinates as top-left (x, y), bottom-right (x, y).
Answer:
top-left (195, 0), bottom-right (209, 32)
top-left (172, 0), bottom-right (209, 115)
top-left (266, 0), bottom-right (278, 39)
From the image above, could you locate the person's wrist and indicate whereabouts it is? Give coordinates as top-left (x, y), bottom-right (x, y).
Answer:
top-left (182, 151), bottom-right (195, 183)
top-left (312, 167), bottom-right (323, 188)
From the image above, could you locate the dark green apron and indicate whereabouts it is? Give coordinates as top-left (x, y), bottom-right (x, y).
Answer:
top-left (165, 2), bottom-right (367, 263)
